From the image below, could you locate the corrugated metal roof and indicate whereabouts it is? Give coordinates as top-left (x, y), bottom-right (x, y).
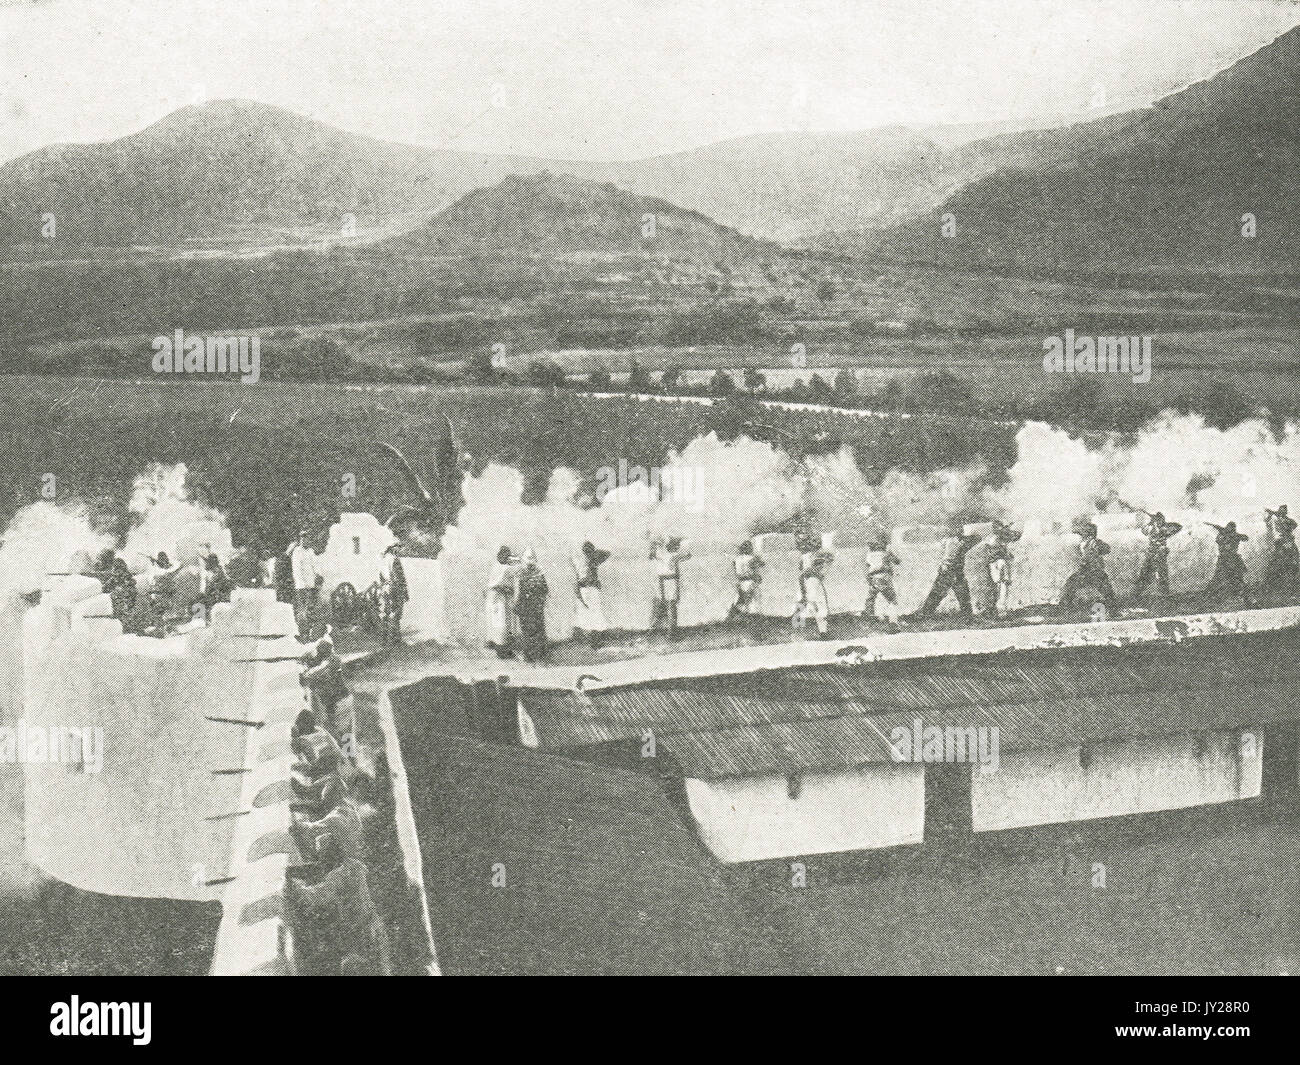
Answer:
top-left (501, 604), bottom-right (1300, 693)
top-left (654, 685), bottom-right (1300, 778)
top-left (657, 715), bottom-right (899, 777)
top-left (514, 628), bottom-right (1300, 777)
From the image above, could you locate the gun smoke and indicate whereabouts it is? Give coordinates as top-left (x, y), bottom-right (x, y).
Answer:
top-left (444, 411), bottom-right (1300, 554)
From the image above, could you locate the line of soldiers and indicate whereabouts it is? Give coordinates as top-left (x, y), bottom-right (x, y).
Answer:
top-left (907, 504), bottom-right (1298, 622)
top-left (475, 503), bottom-right (1299, 658)
top-left (285, 641), bottom-right (392, 975)
top-left (93, 547), bottom-right (232, 635)
top-left (485, 537), bottom-right (689, 658)
top-left (739, 503), bottom-right (1299, 629)
top-left (1054, 506), bottom-right (1297, 615)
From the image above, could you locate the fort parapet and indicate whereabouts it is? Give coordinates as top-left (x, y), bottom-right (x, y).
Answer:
top-left (19, 581), bottom-right (307, 974)
top-left (421, 508), bottom-right (1258, 645)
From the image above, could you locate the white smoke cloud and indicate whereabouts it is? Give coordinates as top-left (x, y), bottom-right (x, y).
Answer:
top-left (121, 462), bottom-right (229, 567)
top-left (5, 411), bottom-right (1298, 597)
top-left (806, 447), bottom-right (991, 536)
top-left (0, 502), bottom-right (111, 603)
top-left (443, 411), bottom-right (1300, 557)
top-left (988, 414), bottom-right (1300, 525)
top-left (0, 463), bottom-right (227, 605)
top-left (445, 433), bottom-right (806, 554)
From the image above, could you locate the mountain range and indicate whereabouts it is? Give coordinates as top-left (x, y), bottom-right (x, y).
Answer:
top-left (864, 23), bottom-right (1300, 270)
top-left (3, 24), bottom-right (1299, 272)
top-left (0, 95), bottom-right (1169, 250)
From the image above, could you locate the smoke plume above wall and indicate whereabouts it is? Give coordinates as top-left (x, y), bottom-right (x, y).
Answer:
top-left (0, 463), bottom-right (226, 603)
top-left (442, 412), bottom-right (1300, 554)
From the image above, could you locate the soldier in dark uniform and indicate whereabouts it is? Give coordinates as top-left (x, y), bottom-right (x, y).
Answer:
top-left (285, 832), bottom-right (391, 976)
top-left (514, 548), bottom-right (550, 662)
top-left (195, 554), bottom-right (232, 613)
top-left (1133, 511), bottom-right (1183, 599)
top-left (380, 544), bottom-right (409, 645)
top-left (301, 635), bottom-right (348, 734)
top-left (1060, 522), bottom-right (1117, 616)
top-left (1263, 504), bottom-right (1299, 598)
top-left (906, 518), bottom-right (979, 620)
top-left (102, 557), bottom-right (137, 620)
top-left (1204, 521), bottom-right (1251, 606)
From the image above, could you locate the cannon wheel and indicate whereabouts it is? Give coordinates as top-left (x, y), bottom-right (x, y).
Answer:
top-left (329, 582), bottom-right (359, 627)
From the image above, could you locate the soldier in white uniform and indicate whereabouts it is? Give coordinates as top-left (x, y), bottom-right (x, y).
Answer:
top-left (795, 541), bottom-right (834, 637)
top-left (728, 540), bottom-right (764, 623)
top-left (650, 537), bottom-right (691, 640)
top-left (485, 545), bottom-right (519, 657)
top-left (863, 536), bottom-right (901, 623)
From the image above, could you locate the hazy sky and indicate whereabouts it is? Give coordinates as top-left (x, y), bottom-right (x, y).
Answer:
top-left (2, 0), bottom-right (1298, 162)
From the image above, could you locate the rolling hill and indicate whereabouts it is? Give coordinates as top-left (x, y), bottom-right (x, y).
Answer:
top-left (4, 24), bottom-right (1298, 261)
top-left (0, 99), bottom-right (538, 247)
top-left (380, 171), bottom-right (765, 260)
top-left (0, 99), bottom-right (1097, 249)
top-left (867, 25), bottom-right (1300, 272)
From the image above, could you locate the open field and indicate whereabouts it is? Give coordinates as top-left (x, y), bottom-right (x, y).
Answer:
top-left (507, 324), bottom-right (1300, 409)
top-left (7, 243), bottom-right (1298, 431)
top-left (0, 374), bottom-right (1015, 550)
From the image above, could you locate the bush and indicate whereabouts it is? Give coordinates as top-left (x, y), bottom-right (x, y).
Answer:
top-left (1190, 382), bottom-right (1256, 430)
top-left (465, 350), bottom-right (497, 384)
top-left (1044, 376), bottom-right (1105, 423)
top-left (293, 335), bottom-right (353, 380)
top-left (554, 322), bottom-right (640, 349)
top-left (656, 302), bottom-right (770, 346)
top-left (905, 370), bottom-right (974, 413)
top-left (527, 359), bottom-right (567, 389)
top-left (627, 360), bottom-right (652, 393)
